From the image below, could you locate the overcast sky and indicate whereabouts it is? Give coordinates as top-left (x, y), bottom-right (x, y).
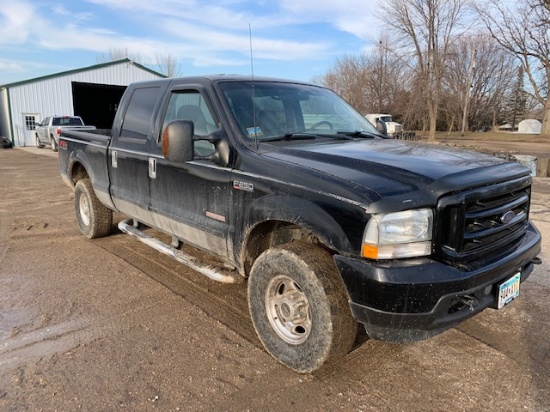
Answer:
top-left (0, 0), bottom-right (382, 85)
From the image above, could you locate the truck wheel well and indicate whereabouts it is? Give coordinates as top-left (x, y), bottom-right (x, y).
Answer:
top-left (70, 162), bottom-right (89, 186)
top-left (243, 221), bottom-right (327, 276)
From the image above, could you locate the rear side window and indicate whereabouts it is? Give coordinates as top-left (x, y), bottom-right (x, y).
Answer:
top-left (120, 87), bottom-right (161, 142)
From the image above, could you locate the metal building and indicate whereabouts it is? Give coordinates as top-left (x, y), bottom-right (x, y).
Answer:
top-left (0, 59), bottom-right (165, 147)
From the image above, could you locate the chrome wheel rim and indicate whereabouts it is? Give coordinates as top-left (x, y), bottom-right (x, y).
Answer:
top-left (265, 275), bottom-right (311, 344)
top-left (79, 194), bottom-right (91, 226)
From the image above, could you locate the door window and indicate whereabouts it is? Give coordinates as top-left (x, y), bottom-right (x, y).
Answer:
top-left (120, 87), bottom-right (161, 143)
top-left (162, 91), bottom-right (216, 155)
top-left (25, 115), bottom-right (37, 131)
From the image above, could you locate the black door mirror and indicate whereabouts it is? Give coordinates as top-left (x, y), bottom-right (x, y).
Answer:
top-left (162, 120), bottom-right (194, 162)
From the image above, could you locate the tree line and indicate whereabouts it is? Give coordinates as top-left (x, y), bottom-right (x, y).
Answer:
top-left (313, 0), bottom-right (550, 138)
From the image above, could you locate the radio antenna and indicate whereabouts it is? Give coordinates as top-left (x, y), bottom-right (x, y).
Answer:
top-left (249, 23), bottom-right (255, 78)
top-left (249, 23), bottom-right (258, 149)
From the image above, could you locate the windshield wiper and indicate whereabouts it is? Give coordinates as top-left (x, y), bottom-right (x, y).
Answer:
top-left (261, 133), bottom-right (317, 142)
top-left (336, 130), bottom-right (380, 138)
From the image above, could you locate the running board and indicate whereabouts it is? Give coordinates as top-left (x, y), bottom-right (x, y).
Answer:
top-left (118, 219), bottom-right (239, 284)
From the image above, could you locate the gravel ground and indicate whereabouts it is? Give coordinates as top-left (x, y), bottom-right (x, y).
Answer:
top-left (1, 146), bottom-right (549, 412)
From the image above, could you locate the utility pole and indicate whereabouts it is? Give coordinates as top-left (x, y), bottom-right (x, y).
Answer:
top-left (461, 48), bottom-right (477, 136)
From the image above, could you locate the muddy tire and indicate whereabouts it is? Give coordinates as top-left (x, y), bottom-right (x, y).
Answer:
top-left (74, 179), bottom-right (113, 239)
top-left (50, 135), bottom-right (58, 152)
top-left (248, 242), bottom-right (358, 373)
top-left (35, 135), bottom-right (44, 148)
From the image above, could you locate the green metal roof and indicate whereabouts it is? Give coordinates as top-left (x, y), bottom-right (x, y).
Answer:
top-left (0, 58), bottom-right (167, 89)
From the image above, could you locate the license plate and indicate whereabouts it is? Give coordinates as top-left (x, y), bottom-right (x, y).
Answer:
top-left (497, 273), bottom-right (521, 309)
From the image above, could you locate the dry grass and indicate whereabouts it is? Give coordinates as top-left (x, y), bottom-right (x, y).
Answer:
top-left (416, 130), bottom-right (550, 143)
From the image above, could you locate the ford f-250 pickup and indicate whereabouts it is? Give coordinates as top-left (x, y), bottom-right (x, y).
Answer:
top-left (59, 75), bottom-right (542, 373)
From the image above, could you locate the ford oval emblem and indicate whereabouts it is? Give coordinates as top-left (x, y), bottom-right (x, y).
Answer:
top-left (500, 210), bottom-right (516, 224)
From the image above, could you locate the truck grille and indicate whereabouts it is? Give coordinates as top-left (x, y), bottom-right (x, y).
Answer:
top-left (436, 177), bottom-right (531, 265)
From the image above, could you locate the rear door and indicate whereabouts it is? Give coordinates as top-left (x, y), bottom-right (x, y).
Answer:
top-left (108, 85), bottom-right (163, 223)
top-left (148, 87), bottom-right (233, 259)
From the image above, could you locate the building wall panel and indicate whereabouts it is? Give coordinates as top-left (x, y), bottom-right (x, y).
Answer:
top-left (4, 61), bottom-right (164, 146)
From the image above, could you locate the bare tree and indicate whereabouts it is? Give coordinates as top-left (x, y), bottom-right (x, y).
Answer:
top-left (96, 47), bottom-right (143, 64)
top-left (313, 54), bottom-right (370, 113)
top-left (155, 52), bottom-right (181, 78)
top-left (313, 39), bottom-right (408, 119)
top-left (378, 0), bottom-right (471, 140)
top-left (367, 37), bottom-right (411, 117)
top-left (97, 48), bottom-right (180, 77)
top-left (442, 33), bottom-right (517, 132)
top-left (476, 0), bottom-right (550, 135)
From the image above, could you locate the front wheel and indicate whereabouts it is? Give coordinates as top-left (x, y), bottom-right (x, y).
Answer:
top-left (35, 135), bottom-right (44, 148)
top-left (248, 242), bottom-right (358, 373)
top-left (74, 179), bottom-right (113, 239)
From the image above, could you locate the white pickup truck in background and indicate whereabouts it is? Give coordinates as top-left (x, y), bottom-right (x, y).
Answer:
top-left (365, 113), bottom-right (403, 138)
top-left (35, 116), bottom-right (96, 152)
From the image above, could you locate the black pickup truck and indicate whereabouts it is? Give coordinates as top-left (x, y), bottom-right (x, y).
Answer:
top-left (59, 75), bottom-right (542, 373)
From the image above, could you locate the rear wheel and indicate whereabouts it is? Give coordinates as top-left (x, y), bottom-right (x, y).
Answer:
top-left (74, 179), bottom-right (112, 239)
top-left (248, 242), bottom-right (358, 373)
top-left (50, 135), bottom-right (58, 152)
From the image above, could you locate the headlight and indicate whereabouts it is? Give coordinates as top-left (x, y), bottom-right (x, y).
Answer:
top-left (362, 209), bottom-right (433, 259)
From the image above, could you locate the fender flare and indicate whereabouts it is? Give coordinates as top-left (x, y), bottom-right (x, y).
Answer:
top-left (67, 149), bottom-right (115, 210)
top-left (243, 194), bottom-right (354, 254)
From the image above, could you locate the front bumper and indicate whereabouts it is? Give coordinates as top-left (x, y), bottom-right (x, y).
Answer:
top-left (334, 223), bottom-right (541, 343)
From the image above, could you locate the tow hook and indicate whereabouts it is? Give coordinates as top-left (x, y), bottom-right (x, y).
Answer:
top-left (531, 257), bottom-right (542, 265)
top-left (457, 295), bottom-right (477, 311)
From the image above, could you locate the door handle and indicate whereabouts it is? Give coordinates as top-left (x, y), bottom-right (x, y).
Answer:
top-left (149, 158), bottom-right (157, 179)
top-left (112, 151), bottom-right (118, 168)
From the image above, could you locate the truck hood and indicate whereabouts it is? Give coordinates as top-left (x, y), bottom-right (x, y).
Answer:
top-left (264, 139), bottom-right (519, 200)
top-left (385, 122), bottom-right (402, 133)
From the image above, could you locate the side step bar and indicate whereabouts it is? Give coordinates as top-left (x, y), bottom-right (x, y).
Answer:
top-left (118, 219), bottom-right (239, 284)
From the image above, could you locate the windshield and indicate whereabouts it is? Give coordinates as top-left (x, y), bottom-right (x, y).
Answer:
top-left (218, 81), bottom-right (379, 141)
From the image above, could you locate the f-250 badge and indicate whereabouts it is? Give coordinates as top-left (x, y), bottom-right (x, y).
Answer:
top-left (233, 180), bottom-right (254, 192)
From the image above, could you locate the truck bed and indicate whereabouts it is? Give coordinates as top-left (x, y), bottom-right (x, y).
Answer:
top-left (60, 128), bottom-right (111, 142)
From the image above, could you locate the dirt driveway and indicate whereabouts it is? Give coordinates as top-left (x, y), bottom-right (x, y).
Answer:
top-left (1, 147), bottom-right (549, 411)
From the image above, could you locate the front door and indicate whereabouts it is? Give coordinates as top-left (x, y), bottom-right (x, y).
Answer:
top-left (21, 113), bottom-right (40, 146)
top-left (148, 88), bottom-right (233, 259)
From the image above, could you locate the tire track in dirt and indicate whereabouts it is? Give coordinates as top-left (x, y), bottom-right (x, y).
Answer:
top-left (92, 232), bottom-right (261, 348)
top-left (0, 170), bottom-right (14, 265)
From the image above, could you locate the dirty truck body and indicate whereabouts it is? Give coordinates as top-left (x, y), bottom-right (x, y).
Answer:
top-left (59, 76), bottom-right (542, 372)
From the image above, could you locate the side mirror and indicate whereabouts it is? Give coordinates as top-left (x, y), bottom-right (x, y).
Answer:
top-left (205, 129), bottom-right (231, 167)
top-left (162, 120), bottom-right (194, 162)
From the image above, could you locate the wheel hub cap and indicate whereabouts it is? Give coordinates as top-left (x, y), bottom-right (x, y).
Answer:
top-left (265, 275), bottom-right (311, 344)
